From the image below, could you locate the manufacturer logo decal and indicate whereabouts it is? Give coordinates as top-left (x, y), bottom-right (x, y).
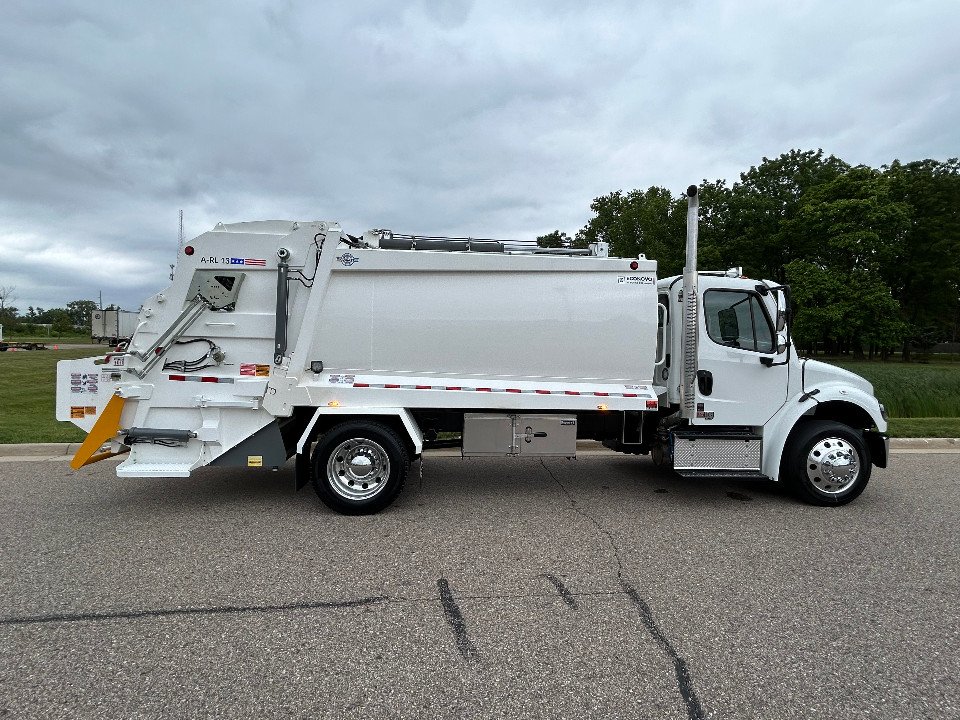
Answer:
top-left (337, 253), bottom-right (360, 266)
top-left (618, 275), bottom-right (654, 285)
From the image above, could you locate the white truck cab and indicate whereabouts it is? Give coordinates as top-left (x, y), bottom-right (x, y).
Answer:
top-left (653, 269), bottom-right (887, 502)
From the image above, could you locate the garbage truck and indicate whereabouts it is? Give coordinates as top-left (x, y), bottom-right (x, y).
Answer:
top-left (56, 186), bottom-right (888, 514)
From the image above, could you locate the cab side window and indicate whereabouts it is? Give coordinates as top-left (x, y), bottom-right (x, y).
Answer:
top-left (703, 290), bottom-right (774, 353)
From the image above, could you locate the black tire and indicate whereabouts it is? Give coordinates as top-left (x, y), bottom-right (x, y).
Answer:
top-left (311, 421), bottom-right (409, 515)
top-left (781, 419), bottom-right (871, 506)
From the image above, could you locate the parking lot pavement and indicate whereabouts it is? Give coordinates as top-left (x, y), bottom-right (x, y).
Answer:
top-left (0, 453), bottom-right (957, 719)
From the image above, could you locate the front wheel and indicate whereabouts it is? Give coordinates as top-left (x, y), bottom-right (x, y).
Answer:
top-left (311, 421), bottom-right (409, 515)
top-left (782, 420), bottom-right (871, 506)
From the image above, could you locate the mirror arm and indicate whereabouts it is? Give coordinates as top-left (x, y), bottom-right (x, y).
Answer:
top-left (760, 284), bottom-right (792, 368)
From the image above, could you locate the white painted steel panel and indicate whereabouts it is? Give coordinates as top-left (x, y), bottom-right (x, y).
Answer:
top-left (310, 253), bottom-right (658, 384)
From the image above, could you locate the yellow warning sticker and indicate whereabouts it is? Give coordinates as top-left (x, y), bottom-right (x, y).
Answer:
top-left (247, 456), bottom-right (263, 467)
top-left (85, 406), bottom-right (97, 416)
top-left (70, 407), bottom-right (85, 419)
top-left (256, 364), bottom-right (270, 377)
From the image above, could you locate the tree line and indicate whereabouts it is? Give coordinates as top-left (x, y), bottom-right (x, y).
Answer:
top-left (539, 150), bottom-right (960, 360)
top-left (0, 291), bottom-right (100, 336)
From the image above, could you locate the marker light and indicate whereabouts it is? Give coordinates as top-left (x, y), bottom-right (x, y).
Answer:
top-left (184, 246), bottom-right (194, 256)
top-left (630, 261), bottom-right (639, 270)
top-left (597, 403), bottom-right (608, 411)
top-left (328, 400), bottom-right (341, 407)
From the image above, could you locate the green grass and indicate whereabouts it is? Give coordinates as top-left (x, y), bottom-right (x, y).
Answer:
top-left (886, 417), bottom-right (960, 438)
top-left (829, 360), bottom-right (960, 418)
top-left (0, 348), bottom-right (95, 444)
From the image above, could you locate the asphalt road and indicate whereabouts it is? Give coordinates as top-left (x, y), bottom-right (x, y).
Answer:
top-left (1, 451), bottom-right (957, 719)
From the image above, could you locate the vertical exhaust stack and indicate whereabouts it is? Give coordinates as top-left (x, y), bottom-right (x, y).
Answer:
top-left (681, 184), bottom-right (699, 420)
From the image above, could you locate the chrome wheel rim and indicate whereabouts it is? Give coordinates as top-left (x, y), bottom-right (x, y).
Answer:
top-left (326, 438), bottom-right (391, 501)
top-left (806, 436), bottom-right (860, 495)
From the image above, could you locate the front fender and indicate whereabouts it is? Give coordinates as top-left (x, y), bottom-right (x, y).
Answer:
top-left (762, 385), bottom-right (886, 482)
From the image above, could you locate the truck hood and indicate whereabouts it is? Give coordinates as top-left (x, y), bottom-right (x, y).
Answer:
top-left (802, 359), bottom-right (874, 396)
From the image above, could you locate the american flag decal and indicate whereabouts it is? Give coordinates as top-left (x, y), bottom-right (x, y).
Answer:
top-left (229, 257), bottom-right (266, 266)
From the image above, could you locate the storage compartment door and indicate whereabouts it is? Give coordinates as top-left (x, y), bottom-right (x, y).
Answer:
top-left (517, 415), bottom-right (577, 457)
top-left (462, 413), bottom-right (515, 456)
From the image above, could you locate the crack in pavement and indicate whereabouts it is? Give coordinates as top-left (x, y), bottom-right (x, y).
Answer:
top-left (0, 589), bottom-right (634, 629)
top-left (0, 596), bottom-right (388, 627)
top-left (540, 458), bottom-right (706, 720)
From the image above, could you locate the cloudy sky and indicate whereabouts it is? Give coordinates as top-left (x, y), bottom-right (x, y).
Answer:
top-left (1, 0), bottom-right (957, 312)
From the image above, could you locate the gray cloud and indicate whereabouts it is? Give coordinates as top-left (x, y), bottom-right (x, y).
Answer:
top-left (1, 0), bottom-right (958, 311)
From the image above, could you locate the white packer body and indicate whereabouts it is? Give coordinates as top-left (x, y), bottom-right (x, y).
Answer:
top-left (57, 220), bottom-right (662, 477)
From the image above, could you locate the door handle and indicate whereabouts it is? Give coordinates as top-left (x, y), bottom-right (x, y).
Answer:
top-left (697, 370), bottom-right (713, 396)
top-left (524, 427), bottom-right (548, 443)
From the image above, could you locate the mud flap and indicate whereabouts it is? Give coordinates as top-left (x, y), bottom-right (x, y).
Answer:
top-left (295, 451), bottom-right (311, 491)
top-left (864, 430), bottom-right (889, 468)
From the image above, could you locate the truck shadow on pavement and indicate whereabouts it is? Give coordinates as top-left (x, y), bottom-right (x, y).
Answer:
top-left (93, 455), bottom-right (798, 515)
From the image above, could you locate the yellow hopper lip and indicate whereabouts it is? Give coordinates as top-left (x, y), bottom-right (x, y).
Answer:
top-left (70, 393), bottom-right (127, 470)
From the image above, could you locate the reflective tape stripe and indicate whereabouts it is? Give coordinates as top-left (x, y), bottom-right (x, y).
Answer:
top-left (168, 375), bottom-right (235, 383)
top-left (346, 382), bottom-right (652, 399)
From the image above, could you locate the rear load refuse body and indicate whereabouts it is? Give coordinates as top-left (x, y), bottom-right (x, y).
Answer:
top-left (57, 187), bottom-right (888, 513)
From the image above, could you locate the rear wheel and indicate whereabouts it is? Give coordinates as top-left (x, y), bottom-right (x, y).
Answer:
top-left (782, 420), bottom-right (871, 505)
top-left (311, 421), bottom-right (409, 515)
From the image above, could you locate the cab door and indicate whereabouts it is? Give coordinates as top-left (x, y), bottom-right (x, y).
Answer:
top-left (694, 287), bottom-right (788, 426)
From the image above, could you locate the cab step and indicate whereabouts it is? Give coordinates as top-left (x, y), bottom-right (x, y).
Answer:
top-left (671, 429), bottom-right (762, 472)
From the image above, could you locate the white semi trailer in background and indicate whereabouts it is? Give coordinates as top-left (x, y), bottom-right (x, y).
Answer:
top-left (57, 186), bottom-right (888, 514)
top-left (90, 309), bottom-right (139, 345)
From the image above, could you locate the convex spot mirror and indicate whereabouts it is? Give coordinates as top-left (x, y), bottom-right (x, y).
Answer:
top-left (777, 311), bottom-right (787, 333)
top-left (777, 332), bottom-right (788, 354)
